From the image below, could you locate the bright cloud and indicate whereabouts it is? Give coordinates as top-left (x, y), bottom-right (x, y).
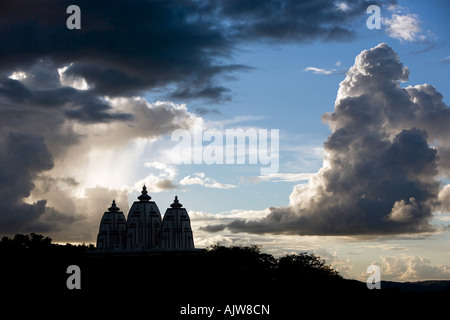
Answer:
top-left (335, 2), bottom-right (350, 12)
top-left (373, 254), bottom-right (450, 281)
top-left (304, 67), bottom-right (337, 75)
top-left (132, 162), bottom-right (179, 193)
top-left (383, 14), bottom-right (423, 42)
top-left (179, 172), bottom-right (237, 189)
top-left (8, 71), bottom-right (27, 80)
top-left (256, 172), bottom-right (314, 182)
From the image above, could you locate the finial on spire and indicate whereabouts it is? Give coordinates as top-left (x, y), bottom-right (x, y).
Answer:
top-left (138, 185), bottom-right (151, 201)
top-left (108, 199), bottom-right (120, 212)
top-left (170, 195), bottom-right (182, 208)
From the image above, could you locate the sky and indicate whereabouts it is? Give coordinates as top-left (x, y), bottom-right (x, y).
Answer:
top-left (1, 0), bottom-right (450, 282)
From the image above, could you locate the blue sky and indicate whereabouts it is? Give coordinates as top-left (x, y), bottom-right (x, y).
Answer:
top-left (1, 0), bottom-right (450, 281)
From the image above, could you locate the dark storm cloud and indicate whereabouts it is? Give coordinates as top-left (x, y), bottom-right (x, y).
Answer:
top-left (0, 0), bottom-right (380, 101)
top-left (0, 77), bottom-right (132, 123)
top-left (200, 0), bottom-right (371, 42)
top-left (204, 43), bottom-right (450, 236)
top-left (0, 0), bottom-right (237, 100)
top-left (0, 132), bottom-right (58, 233)
top-left (0, 60), bottom-right (133, 123)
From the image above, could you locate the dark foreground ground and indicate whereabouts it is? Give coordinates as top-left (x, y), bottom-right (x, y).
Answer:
top-left (1, 241), bottom-right (449, 318)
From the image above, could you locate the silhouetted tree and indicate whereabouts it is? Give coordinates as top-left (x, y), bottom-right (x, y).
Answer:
top-left (29, 232), bottom-right (53, 249)
top-left (277, 252), bottom-right (342, 287)
top-left (0, 233), bottom-right (94, 255)
top-left (206, 244), bottom-right (277, 275)
top-left (0, 233), bottom-right (52, 251)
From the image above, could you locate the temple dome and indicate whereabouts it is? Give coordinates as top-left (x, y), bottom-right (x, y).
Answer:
top-left (125, 186), bottom-right (162, 250)
top-left (160, 196), bottom-right (195, 250)
top-left (96, 200), bottom-right (127, 251)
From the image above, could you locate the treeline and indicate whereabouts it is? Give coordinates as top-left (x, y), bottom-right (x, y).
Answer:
top-left (0, 233), bottom-right (349, 297)
top-left (0, 233), bottom-right (341, 285)
top-left (0, 233), bottom-right (94, 252)
top-left (1, 234), bottom-right (440, 318)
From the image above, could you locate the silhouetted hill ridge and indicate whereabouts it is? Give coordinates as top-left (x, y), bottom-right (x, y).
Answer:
top-left (1, 234), bottom-right (449, 318)
top-left (380, 280), bottom-right (450, 292)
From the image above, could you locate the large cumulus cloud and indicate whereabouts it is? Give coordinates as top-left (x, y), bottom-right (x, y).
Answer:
top-left (204, 43), bottom-right (450, 236)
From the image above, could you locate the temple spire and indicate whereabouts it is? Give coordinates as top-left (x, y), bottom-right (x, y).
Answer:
top-left (108, 199), bottom-right (120, 212)
top-left (170, 195), bottom-right (182, 208)
top-left (138, 185), bottom-right (151, 202)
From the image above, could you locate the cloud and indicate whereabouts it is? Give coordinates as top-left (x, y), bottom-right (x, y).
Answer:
top-left (372, 254), bottom-right (450, 281)
top-left (204, 43), bottom-right (450, 236)
top-left (194, 107), bottom-right (222, 116)
top-left (132, 162), bottom-right (179, 193)
top-left (0, 132), bottom-right (57, 233)
top-left (438, 185), bottom-right (450, 213)
top-left (0, 0), bottom-right (239, 102)
top-left (0, 0), bottom-right (375, 102)
top-left (386, 198), bottom-right (420, 222)
top-left (441, 56), bottom-right (450, 64)
top-left (179, 172), bottom-right (237, 189)
top-left (129, 166), bottom-right (238, 193)
top-left (304, 67), bottom-right (337, 75)
top-left (1, 61), bottom-right (133, 124)
top-left (255, 172), bottom-right (314, 183)
top-left (205, 0), bottom-right (371, 42)
top-left (195, 208), bottom-right (271, 233)
top-left (383, 13), bottom-right (423, 42)
top-left (105, 98), bottom-right (198, 142)
top-left (313, 249), bottom-right (354, 278)
top-left (335, 2), bottom-right (351, 12)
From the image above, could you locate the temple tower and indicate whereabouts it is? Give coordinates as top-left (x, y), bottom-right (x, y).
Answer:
top-left (96, 200), bottom-right (127, 251)
top-left (125, 186), bottom-right (162, 250)
top-left (160, 196), bottom-right (195, 249)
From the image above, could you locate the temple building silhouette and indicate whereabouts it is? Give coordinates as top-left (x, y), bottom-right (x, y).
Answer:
top-left (96, 186), bottom-right (195, 251)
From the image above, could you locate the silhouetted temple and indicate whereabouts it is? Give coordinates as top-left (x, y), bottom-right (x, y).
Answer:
top-left (96, 200), bottom-right (127, 250)
top-left (96, 186), bottom-right (195, 251)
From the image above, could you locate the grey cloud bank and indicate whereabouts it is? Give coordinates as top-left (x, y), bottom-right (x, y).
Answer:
top-left (0, 0), bottom-right (374, 102)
